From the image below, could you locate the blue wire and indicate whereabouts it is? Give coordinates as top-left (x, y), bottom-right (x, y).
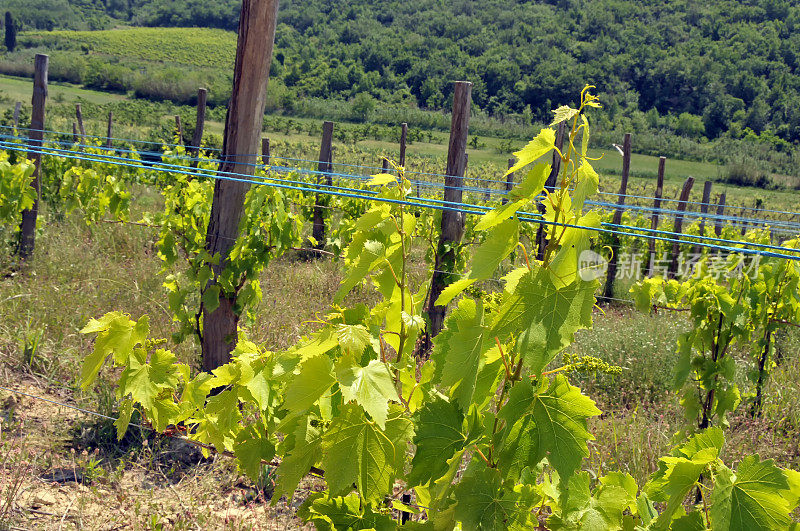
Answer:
top-left (6, 140), bottom-right (800, 261)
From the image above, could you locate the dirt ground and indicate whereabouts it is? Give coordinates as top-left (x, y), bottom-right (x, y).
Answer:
top-left (0, 372), bottom-right (318, 530)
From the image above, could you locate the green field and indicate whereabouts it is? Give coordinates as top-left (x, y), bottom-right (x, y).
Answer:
top-left (25, 27), bottom-right (237, 69)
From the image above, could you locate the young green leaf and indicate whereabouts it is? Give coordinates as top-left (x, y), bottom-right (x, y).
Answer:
top-left (335, 354), bottom-right (399, 429)
top-left (322, 404), bottom-right (413, 504)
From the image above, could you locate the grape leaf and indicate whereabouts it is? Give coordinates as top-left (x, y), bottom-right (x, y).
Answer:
top-left (117, 348), bottom-right (182, 431)
top-left (530, 375), bottom-right (601, 478)
top-left (303, 493), bottom-right (396, 531)
top-left (551, 105), bottom-right (579, 126)
top-left (710, 455), bottom-right (794, 531)
top-left (497, 377), bottom-right (599, 480)
top-left (280, 354), bottom-right (335, 426)
top-left (233, 423), bottom-right (276, 481)
top-left (506, 128), bottom-right (556, 177)
top-left (273, 416), bottom-right (322, 502)
top-left (508, 163), bottom-right (551, 202)
top-left (408, 397), bottom-right (470, 486)
top-left (336, 324), bottom-right (371, 356)
top-left (335, 354), bottom-right (399, 429)
top-left (367, 173), bottom-right (397, 186)
top-left (322, 404), bottom-right (413, 503)
top-left (432, 298), bottom-right (488, 410)
top-left (453, 466), bottom-right (532, 530)
top-left (549, 472), bottom-right (628, 530)
top-left (80, 312), bottom-right (149, 389)
top-left (491, 268), bottom-right (597, 374)
top-left (436, 218), bottom-right (519, 306)
top-left (474, 198), bottom-right (525, 232)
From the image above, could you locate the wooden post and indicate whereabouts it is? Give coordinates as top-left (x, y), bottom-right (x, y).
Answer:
top-left (312, 121), bottom-right (334, 249)
top-left (502, 158), bottom-right (514, 205)
top-left (174, 115), bottom-right (184, 145)
top-left (536, 122), bottom-right (567, 260)
top-left (602, 133), bottom-right (632, 300)
top-left (381, 157), bottom-right (389, 172)
top-left (18, 54), bottom-right (48, 260)
top-left (714, 193), bottom-right (727, 237)
top-left (647, 157), bottom-right (666, 277)
top-left (667, 177), bottom-right (695, 279)
top-left (191, 88), bottom-right (208, 156)
top-left (548, 121), bottom-right (566, 187)
top-left (400, 123), bottom-right (407, 166)
top-left (202, 0), bottom-right (280, 372)
top-left (12, 101), bottom-right (21, 131)
top-left (692, 181), bottom-right (713, 257)
top-left (426, 81), bottom-right (472, 340)
top-left (72, 122), bottom-right (78, 144)
top-left (75, 103), bottom-right (85, 144)
top-left (261, 137), bottom-right (270, 165)
top-left (106, 111), bottom-right (113, 149)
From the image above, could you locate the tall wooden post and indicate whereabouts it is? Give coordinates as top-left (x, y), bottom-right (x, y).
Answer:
top-left (12, 101), bottom-right (21, 131)
top-left (18, 55), bottom-right (48, 260)
top-left (692, 181), bottom-right (713, 257)
top-left (426, 81), bottom-right (472, 340)
top-left (502, 158), bottom-right (514, 205)
top-left (191, 88), bottom-right (208, 156)
top-left (667, 177), bottom-right (695, 279)
top-left (202, 0), bottom-right (280, 372)
top-left (602, 133), bottom-right (631, 300)
top-left (714, 193), bottom-right (727, 238)
top-left (261, 137), bottom-right (270, 165)
top-left (75, 103), bottom-right (85, 144)
top-left (106, 111), bottom-right (113, 149)
top-left (400, 123), bottom-right (407, 166)
top-left (312, 121), bottom-right (334, 249)
top-left (647, 157), bottom-right (666, 277)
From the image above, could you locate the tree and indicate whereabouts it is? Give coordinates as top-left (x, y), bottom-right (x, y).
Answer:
top-left (4, 12), bottom-right (17, 53)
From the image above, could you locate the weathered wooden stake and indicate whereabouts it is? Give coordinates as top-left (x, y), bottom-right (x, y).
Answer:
top-left (261, 137), bottom-right (270, 165)
top-left (692, 180), bottom-right (713, 257)
top-left (191, 88), bottom-right (207, 156)
top-left (202, 0), bottom-right (280, 372)
top-left (75, 103), bottom-right (85, 144)
top-left (502, 158), bottom-right (514, 205)
top-left (715, 193), bottom-right (727, 237)
top-left (426, 80), bottom-right (472, 340)
top-left (12, 101), bottom-right (21, 131)
top-left (312, 121), bottom-right (334, 249)
top-left (106, 111), bottom-right (113, 149)
top-left (602, 133), bottom-right (632, 299)
top-left (72, 122), bottom-right (78, 144)
top-left (667, 177), bottom-right (696, 279)
top-left (174, 115), bottom-right (184, 145)
top-left (381, 157), bottom-right (389, 172)
top-left (18, 54), bottom-right (48, 260)
top-left (647, 157), bottom-right (666, 277)
top-left (536, 121), bottom-right (567, 260)
top-left (400, 123), bottom-right (408, 166)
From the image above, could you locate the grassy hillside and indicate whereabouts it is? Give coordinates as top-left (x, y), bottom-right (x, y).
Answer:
top-left (26, 27), bottom-right (236, 69)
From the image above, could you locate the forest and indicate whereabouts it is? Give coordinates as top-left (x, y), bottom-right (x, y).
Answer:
top-left (3, 0), bottom-right (800, 147)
